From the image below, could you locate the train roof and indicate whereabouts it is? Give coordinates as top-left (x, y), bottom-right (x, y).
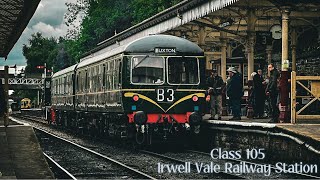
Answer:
top-left (52, 64), bottom-right (77, 78)
top-left (124, 35), bottom-right (203, 55)
top-left (21, 98), bottom-right (31, 101)
top-left (77, 35), bottom-right (203, 69)
top-left (77, 45), bottom-right (124, 69)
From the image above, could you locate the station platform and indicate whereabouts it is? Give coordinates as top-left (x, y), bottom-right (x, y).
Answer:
top-left (203, 114), bottom-right (320, 150)
top-left (0, 119), bottom-right (54, 179)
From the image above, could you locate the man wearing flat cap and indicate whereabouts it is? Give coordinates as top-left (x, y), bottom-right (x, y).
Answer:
top-left (226, 67), bottom-right (243, 120)
top-left (206, 69), bottom-right (224, 120)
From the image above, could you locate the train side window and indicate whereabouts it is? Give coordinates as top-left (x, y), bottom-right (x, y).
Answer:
top-left (59, 78), bottom-right (61, 94)
top-left (71, 74), bottom-right (74, 94)
top-left (77, 72), bottom-right (80, 93)
top-left (88, 68), bottom-right (92, 92)
top-left (106, 62), bottom-right (111, 90)
top-left (61, 78), bottom-right (63, 94)
top-left (61, 77), bottom-right (63, 94)
top-left (64, 76), bottom-right (67, 94)
top-left (118, 59), bottom-right (122, 87)
top-left (65, 76), bottom-right (68, 94)
top-left (67, 75), bottom-right (70, 94)
top-left (95, 65), bottom-right (99, 92)
top-left (103, 64), bottom-right (106, 89)
top-left (55, 80), bottom-right (57, 95)
top-left (92, 66), bottom-right (95, 92)
top-left (58, 78), bottom-right (60, 94)
top-left (81, 71), bottom-right (84, 93)
top-left (167, 57), bottom-right (199, 85)
top-left (91, 67), bottom-right (94, 92)
top-left (85, 70), bottom-right (88, 92)
top-left (112, 60), bottom-right (115, 90)
top-left (98, 65), bottom-right (102, 91)
top-left (114, 60), bottom-right (119, 89)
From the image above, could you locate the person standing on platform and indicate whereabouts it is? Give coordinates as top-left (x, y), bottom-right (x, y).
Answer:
top-left (226, 67), bottom-right (243, 120)
top-left (206, 69), bottom-right (224, 120)
top-left (266, 63), bottom-right (280, 123)
top-left (0, 81), bottom-right (5, 123)
top-left (253, 69), bottom-right (266, 118)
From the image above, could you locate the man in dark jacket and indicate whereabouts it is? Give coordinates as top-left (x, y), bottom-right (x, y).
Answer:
top-left (266, 63), bottom-right (280, 123)
top-left (226, 67), bottom-right (243, 120)
top-left (0, 81), bottom-right (5, 123)
top-left (206, 69), bottom-right (224, 120)
top-left (253, 69), bottom-right (266, 118)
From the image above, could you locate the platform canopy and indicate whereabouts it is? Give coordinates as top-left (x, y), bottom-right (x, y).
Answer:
top-left (87, 0), bottom-right (320, 55)
top-left (0, 0), bottom-right (40, 58)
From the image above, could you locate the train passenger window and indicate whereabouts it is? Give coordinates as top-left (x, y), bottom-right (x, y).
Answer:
top-left (103, 64), bottom-right (106, 89)
top-left (58, 78), bottom-right (60, 94)
top-left (167, 57), bottom-right (199, 85)
top-left (55, 80), bottom-right (58, 95)
top-left (111, 61), bottom-right (114, 90)
top-left (106, 62), bottom-right (111, 90)
top-left (64, 76), bottom-right (67, 94)
top-left (131, 56), bottom-right (164, 84)
top-left (114, 60), bottom-right (120, 89)
top-left (77, 73), bottom-right (80, 93)
top-left (85, 71), bottom-right (88, 92)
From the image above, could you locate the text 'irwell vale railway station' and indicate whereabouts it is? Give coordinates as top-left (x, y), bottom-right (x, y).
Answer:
top-left (1, 0), bottom-right (320, 179)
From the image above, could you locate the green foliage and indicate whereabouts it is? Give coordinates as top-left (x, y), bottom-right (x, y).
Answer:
top-left (131, 0), bottom-right (183, 24)
top-left (19, 0), bottom-right (184, 102)
top-left (64, 0), bottom-right (183, 63)
top-left (22, 32), bottom-right (57, 74)
top-left (24, 0), bottom-right (184, 73)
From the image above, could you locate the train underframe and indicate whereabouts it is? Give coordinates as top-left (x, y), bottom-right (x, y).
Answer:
top-left (50, 109), bottom-right (201, 145)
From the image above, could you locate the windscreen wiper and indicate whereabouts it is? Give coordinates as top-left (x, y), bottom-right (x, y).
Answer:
top-left (133, 55), bottom-right (149, 68)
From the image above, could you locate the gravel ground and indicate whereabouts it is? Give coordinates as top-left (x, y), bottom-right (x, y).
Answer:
top-left (36, 130), bottom-right (142, 179)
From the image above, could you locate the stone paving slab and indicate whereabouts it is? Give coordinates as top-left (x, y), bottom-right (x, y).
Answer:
top-left (203, 114), bottom-right (320, 145)
top-left (0, 124), bottom-right (54, 179)
top-left (277, 124), bottom-right (320, 143)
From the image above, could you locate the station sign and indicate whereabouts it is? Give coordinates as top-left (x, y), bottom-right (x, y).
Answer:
top-left (256, 31), bottom-right (272, 45)
top-left (154, 47), bottom-right (176, 54)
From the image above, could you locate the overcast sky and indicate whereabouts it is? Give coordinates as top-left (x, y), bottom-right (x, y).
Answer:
top-left (0, 0), bottom-right (77, 67)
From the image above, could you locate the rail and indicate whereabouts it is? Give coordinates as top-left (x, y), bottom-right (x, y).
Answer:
top-left (291, 72), bottom-right (320, 123)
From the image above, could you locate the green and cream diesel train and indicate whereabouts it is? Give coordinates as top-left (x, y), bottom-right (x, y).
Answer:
top-left (51, 35), bottom-right (206, 144)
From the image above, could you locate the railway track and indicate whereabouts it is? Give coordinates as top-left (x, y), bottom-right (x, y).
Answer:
top-left (10, 116), bottom-right (244, 179)
top-left (35, 127), bottom-right (156, 179)
top-left (11, 115), bottom-right (235, 179)
top-left (12, 114), bottom-right (320, 179)
top-left (43, 153), bottom-right (77, 180)
top-left (12, 113), bottom-right (48, 125)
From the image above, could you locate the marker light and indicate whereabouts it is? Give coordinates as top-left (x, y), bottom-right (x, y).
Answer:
top-left (133, 95), bottom-right (139, 102)
top-left (192, 95), bottom-right (199, 102)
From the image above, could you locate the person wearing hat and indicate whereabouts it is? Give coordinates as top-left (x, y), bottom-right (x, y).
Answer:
top-left (226, 67), bottom-right (243, 120)
top-left (252, 69), bottom-right (266, 118)
top-left (206, 69), bottom-right (224, 120)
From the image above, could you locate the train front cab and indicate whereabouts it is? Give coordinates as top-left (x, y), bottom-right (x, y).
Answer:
top-left (121, 35), bottom-right (206, 144)
top-left (21, 98), bottom-right (31, 109)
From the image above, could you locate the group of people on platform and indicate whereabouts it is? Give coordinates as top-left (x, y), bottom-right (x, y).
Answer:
top-left (206, 63), bottom-right (280, 123)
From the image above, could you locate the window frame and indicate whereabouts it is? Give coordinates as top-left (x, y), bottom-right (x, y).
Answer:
top-left (166, 56), bottom-right (200, 86)
top-left (130, 55), bottom-right (165, 85)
